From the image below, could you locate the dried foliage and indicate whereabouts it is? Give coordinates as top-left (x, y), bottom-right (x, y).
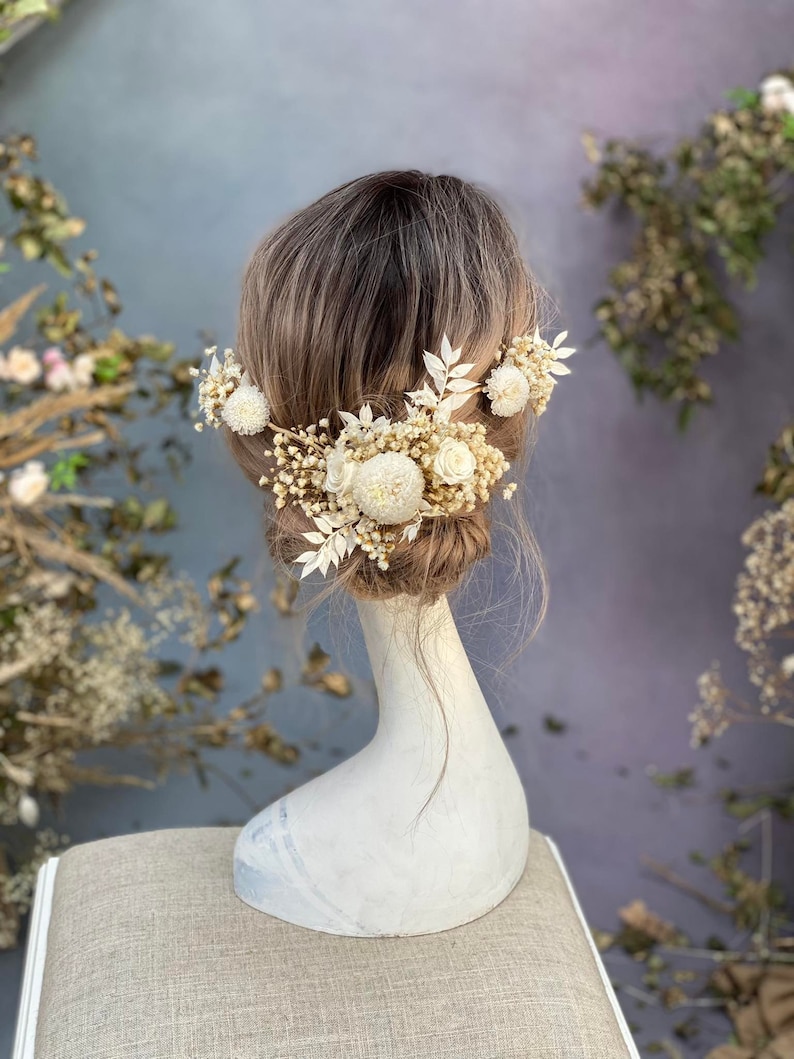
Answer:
top-left (0, 130), bottom-right (353, 948)
top-left (600, 809), bottom-right (793, 1057)
top-left (582, 74), bottom-right (794, 431)
top-left (586, 71), bottom-right (794, 1057)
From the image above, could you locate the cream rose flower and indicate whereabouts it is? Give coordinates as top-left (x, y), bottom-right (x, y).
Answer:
top-left (433, 437), bottom-right (477, 485)
top-left (324, 448), bottom-right (359, 498)
top-left (5, 346), bottom-right (41, 385)
top-left (484, 362), bottom-right (530, 417)
top-left (9, 460), bottom-right (49, 506)
top-left (351, 451), bottom-right (424, 524)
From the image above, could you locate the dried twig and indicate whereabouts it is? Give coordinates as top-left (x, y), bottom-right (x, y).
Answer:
top-left (640, 855), bottom-right (734, 915)
top-left (39, 493), bottom-right (114, 509)
top-left (0, 284), bottom-right (46, 346)
top-left (15, 711), bottom-right (78, 728)
top-left (0, 428), bottom-right (107, 469)
top-left (0, 383), bottom-right (133, 440)
top-left (658, 944), bottom-right (794, 965)
top-left (63, 765), bottom-right (156, 790)
top-left (4, 524), bottom-right (141, 603)
top-left (0, 655), bottom-right (39, 687)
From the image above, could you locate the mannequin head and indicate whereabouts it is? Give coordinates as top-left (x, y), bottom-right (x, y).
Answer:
top-left (228, 170), bottom-right (542, 603)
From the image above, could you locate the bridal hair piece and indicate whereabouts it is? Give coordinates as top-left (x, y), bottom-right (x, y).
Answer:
top-left (191, 327), bottom-right (575, 578)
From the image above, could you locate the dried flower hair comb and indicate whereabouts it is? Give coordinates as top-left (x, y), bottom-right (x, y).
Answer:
top-left (192, 330), bottom-right (575, 577)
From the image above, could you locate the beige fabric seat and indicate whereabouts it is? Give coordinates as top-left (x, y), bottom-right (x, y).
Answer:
top-left (30, 827), bottom-right (636, 1059)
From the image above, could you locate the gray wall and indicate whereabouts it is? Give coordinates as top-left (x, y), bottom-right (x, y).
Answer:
top-left (2, 0), bottom-right (793, 1050)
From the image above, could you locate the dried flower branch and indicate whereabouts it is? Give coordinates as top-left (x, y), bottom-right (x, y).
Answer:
top-left (582, 71), bottom-right (794, 429)
top-left (689, 498), bottom-right (794, 746)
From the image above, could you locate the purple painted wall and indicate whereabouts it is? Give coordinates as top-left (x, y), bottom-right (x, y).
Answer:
top-left (1, 1), bottom-right (792, 1051)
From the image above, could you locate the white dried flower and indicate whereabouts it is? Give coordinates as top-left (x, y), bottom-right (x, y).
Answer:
top-left (781, 654), bottom-right (794, 678)
top-left (43, 347), bottom-right (77, 392)
top-left (351, 451), bottom-right (425, 524)
top-left (72, 352), bottom-right (96, 388)
top-left (324, 448), bottom-right (359, 498)
top-left (44, 360), bottom-right (75, 392)
top-left (433, 437), bottom-right (477, 485)
top-left (8, 460), bottom-right (49, 506)
top-left (220, 385), bottom-right (271, 435)
top-left (3, 346), bottom-right (41, 385)
top-left (760, 74), bottom-right (794, 115)
top-left (18, 793), bottom-right (40, 828)
top-left (484, 362), bottom-right (530, 417)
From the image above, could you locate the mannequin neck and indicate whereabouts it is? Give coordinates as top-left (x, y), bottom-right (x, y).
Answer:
top-left (355, 594), bottom-right (485, 748)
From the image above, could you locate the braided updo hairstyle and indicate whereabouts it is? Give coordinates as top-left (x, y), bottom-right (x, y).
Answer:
top-left (227, 170), bottom-right (545, 607)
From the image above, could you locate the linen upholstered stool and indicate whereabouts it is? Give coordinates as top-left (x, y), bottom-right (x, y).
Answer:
top-left (13, 827), bottom-right (639, 1059)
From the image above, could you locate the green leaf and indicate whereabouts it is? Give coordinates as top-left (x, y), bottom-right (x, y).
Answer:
top-left (139, 339), bottom-right (174, 362)
top-left (649, 766), bottom-right (696, 790)
top-left (725, 87), bottom-right (760, 108)
top-left (15, 232), bottom-right (43, 260)
top-left (677, 402), bottom-right (696, 433)
top-left (49, 451), bottom-right (90, 491)
top-left (695, 217), bottom-right (718, 235)
top-left (156, 660), bottom-right (184, 677)
top-left (142, 497), bottom-right (177, 531)
top-left (13, 0), bottom-right (54, 16)
top-left (94, 353), bottom-right (124, 383)
top-left (44, 244), bottom-right (73, 278)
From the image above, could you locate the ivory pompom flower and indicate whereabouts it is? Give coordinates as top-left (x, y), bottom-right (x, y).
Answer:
top-left (484, 362), bottom-right (530, 417)
top-left (220, 385), bottom-right (271, 435)
top-left (433, 437), bottom-right (477, 485)
top-left (352, 451), bottom-right (425, 525)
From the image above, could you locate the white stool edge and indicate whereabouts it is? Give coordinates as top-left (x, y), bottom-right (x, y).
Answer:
top-left (12, 855), bottom-right (60, 1059)
top-left (544, 836), bottom-right (640, 1059)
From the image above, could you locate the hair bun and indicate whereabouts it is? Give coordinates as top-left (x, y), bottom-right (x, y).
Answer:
top-left (269, 504), bottom-right (491, 603)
